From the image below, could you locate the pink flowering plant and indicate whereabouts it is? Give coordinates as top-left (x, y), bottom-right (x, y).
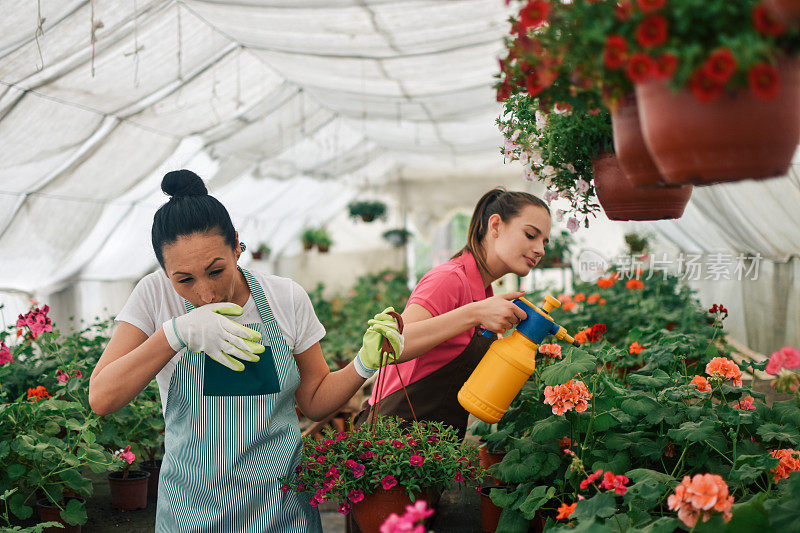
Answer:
top-left (380, 499), bottom-right (435, 533)
top-left (765, 346), bottom-right (800, 400)
top-left (280, 416), bottom-right (483, 515)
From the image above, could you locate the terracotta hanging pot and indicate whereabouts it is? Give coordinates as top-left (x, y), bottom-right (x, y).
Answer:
top-left (108, 470), bottom-right (150, 511)
top-left (635, 58), bottom-right (800, 185)
top-left (592, 153), bottom-right (692, 220)
top-left (351, 486), bottom-right (432, 533)
top-left (37, 498), bottom-right (84, 533)
top-left (764, 0), bottom-right (800, 25)
top-left (612, 95), bottom-right (674, 188)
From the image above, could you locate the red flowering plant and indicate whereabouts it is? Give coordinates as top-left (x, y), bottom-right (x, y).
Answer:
top-left (280, 416), bottom-right (483, 516)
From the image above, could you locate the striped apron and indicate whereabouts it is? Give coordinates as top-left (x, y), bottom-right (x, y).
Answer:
top-left (156, 268), bottom-right (321, 532)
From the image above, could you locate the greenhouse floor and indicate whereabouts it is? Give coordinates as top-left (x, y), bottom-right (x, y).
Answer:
top-left (75, 470), bottom-right (481, 532)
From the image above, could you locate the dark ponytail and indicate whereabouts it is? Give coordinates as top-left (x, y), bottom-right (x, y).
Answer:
top-left (151, 169), bottom-right (237, 268)
top-left (454, 187), bottom-right (550, 275)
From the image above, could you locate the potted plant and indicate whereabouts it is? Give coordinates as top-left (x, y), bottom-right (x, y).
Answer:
top-left (107, 444), bottom-right (150, 511)
top-left (250, 242), bottom-right (271, 260)
top-left (621, 0), bottom-right (800, 185)
top-left (348, 200), bottom-right (387, 223)
top-left (300, 228), bottom-right (333, 253)
top-left (382, 228), bottom-right (412, 248)
top-left (280, 416), bottom-right (483, 532)
top-left (508, 101), bottom-right (692, 225)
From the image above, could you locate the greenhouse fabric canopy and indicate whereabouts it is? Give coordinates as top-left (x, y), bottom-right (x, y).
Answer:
top-left (0, 0), bottom-right (512, 294)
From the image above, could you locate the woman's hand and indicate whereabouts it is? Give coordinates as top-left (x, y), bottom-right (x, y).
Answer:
top-left (163, 302), bottom-right (265, 371)
top-left (469, 292), bottom-right (527, 333)
top-left (353, 307), bottom-right (403, 378)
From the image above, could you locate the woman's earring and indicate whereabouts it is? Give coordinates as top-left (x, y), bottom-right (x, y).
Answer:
top-left (240, 242), bottom-right (247, 252)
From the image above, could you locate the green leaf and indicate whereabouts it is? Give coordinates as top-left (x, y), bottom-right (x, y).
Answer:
top-left (725, 492), bottom-right (772, 532)
top-left (43, 420), bottom-right (61, 436)
top-left (705, 344), bottom-right (718, 358)
top-left (630, 517), bottom-right (680, 533)
top-left (60, 469), bottom-right (91, 493)
top-left (81, 430), bottom-right (96, 444)
top-left (573, 492), bottom-right (617, 521)
top-left (496, 506), bottom-right (530, 532)
top-left (592, 411), bottom-right (621, 432)
top-left (771, 400), bottom-right (800, 427)
top-left (61, 498), bottom-right (87, 526)
top-left (518, 486), bottom-right (556, 519)
top-left (627, 369), bottom-right (671, 389)
top-left (7, 463), bottom-right (26, 481)
top-left (626, 469), bottom-right (677, 487)
top-left (490, 487), bottom-right (522, 510)
top-left (667, 419), bottom-right (717, 443)
top-left (756, 423), bottom-right (800, 445)
top-left (8, 492), bottom-right (33, 520)
top-left (529, 416), bottom-right (570, 443)
top-left (604, 431), bottom-right (644, 450)
top-left (541, 348), bottom-right (598, 386)
top-left (728, 464), bottom-right (763, 484)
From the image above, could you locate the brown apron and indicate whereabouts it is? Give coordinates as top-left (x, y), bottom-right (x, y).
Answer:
top-left (353, 329), bottom-right (494, 439)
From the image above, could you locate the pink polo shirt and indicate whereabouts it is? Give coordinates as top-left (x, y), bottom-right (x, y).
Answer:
top-left (370, 251), bottom-right (493, 404)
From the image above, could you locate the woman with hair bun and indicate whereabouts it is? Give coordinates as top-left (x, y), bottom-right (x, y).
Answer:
top-left (355, 187), bottom-right (552, 438)
top-left (89, 169), bottom-right (401, 532)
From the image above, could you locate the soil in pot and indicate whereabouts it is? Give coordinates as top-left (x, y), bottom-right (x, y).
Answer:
top-left (108, 470), bottom-right (150, 511)
top-left (478, 445), bottom-right (507, 485)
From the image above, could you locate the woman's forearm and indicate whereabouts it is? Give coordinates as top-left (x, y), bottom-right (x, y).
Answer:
top-left (397, 304), bottom-right (479, 362)
top-left (89, 328), bottom-right (176, 416)
top-left (301, 364), bottom-right (366, 421)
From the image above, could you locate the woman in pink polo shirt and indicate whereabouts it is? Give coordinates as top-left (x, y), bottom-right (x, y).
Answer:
top-left (357, 187), bottom-right (552, 437)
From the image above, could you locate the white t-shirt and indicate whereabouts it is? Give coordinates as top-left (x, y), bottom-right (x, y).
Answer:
top-left (115, 269), bottom-right (325, 414)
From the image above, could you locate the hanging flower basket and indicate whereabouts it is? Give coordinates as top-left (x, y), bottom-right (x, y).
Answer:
top-left (348, 200), bottom-right (387, 223)
top-left (611, 95), bottom-right (671, 189)
top-left (382, 228), bottom-right (412, 247)
top-left (593, 153), bottom-right (692, 221)
top-left (635, 57), bottom-right (800, 186)
top-left (765, 0), bottom-right (800, 25)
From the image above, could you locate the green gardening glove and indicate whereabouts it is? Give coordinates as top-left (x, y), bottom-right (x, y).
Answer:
top-left (353, 307), bottom-right (404, 378)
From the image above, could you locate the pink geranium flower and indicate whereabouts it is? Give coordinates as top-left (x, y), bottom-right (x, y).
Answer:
top-left (56, 369), bottom-right (69, 383)
top-left (118, 445), bottom-right (135, 465)
top-left (0, 342), bottom-right (12, 366)
top-left (766, 346), bottom-right (800, 375)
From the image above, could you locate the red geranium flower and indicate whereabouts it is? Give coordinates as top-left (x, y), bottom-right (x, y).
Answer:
top-left (615, 1), bottom-right (634, 21)
top-left (526, 68), bottom-right (558, 96)
top-left (689, 68), bottom-right (724, 103)
top-left (704, 48), bottom-right (737, 84)
top-left (519, 0), bottom-right (551, 30)
top-left (636, 15), bottom-right (668, 48)
top-left (637, 0), bottom-right (665, 12)
top-left (655, 53), bottom-right (678, 80)
top-left (603, 35), bottom-right (629, 70)
top-left (627, 53), bottom-right (656, 83)
top-left (753, 4), bottom-right (786, 36)
top-left (749, 63), bottom-right (781, 99)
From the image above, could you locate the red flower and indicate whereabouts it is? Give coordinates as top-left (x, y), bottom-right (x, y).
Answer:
top-left (704, 49), bottom-right (737, 84)
top-left (588, 323), bottom-right (607, 342)
top-left (600, 471), bottom-right (630, 495)
top-left (580, 469), bottom-right (604, 489)
top-left (627, 53), bottom-right (656, 83)
top-left (626, 279), bottom-right (644, 290)
top-left (454, 471), bottom-right (465, 483)
top-left (603, 35), bottom-right (628, 70)
top-left (749, 63), bottom-right (781, 99)
top-left (629, 341), bottom-right (645, 354)
top-left (637, 0), bottom-right (665, 12)
top-left (636, 15), bottom-right (668, 48)
top-left (496, 80), bottom-right (513, 102)
top-left (526, 67), bottom-right (558, 96)
top-left (381, 475), bottom-right (397, 489)
top-left (753, 4), bottom-right (786, 36)
top-left (556, 502), bottom-right (577, 519)
top-left (615, 1), bottom-right (634, 20)
top-left (688, 68), bottom-right (724, 103)
top-left (519, 0), bottom-right (551, 30)
top-left (337, 502), bottom-right (351, 515)
top-left (27, 385), bottom-right (51, 402)
top-left (409, 454), bottom-right (425, 466)
top-left (654, 53), bottom-right (678, 80)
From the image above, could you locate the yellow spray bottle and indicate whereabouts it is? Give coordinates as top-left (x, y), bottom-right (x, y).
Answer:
top-left (458, 295), bottom-right (580, 423)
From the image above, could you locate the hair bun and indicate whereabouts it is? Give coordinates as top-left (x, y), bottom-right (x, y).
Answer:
top-left (162, 169), bottom-right (208, 198)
